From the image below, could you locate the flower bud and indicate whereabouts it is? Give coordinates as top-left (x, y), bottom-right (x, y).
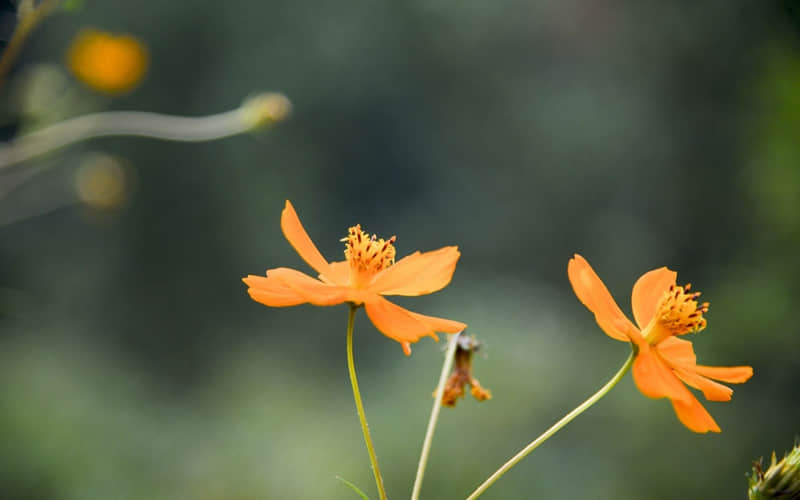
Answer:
top-left (241, 92), bottom-right (291, 130)
top-left (437, 334), bottom-right (492, 407)
top-left (749, 444), bottom-right (800, 500)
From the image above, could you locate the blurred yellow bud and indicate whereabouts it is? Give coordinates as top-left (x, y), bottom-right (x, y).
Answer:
top-left (74, 153), bottom-right (129, 210)
top-left (66, 28), bottom-right (148, 95)
top-left (16, 64), bottom-right (68, 118)
top-left (241, 92), bottom-right (292, 129)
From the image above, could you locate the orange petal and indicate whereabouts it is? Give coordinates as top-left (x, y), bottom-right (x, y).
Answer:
top-left (406, 309), bottom-right (466, 336)
top-left (631, 267), bottom-right (676, 330)
top-left (368, 246), bottom-right (460, 296)
top-left (319, 260), bottom-right (350, 286)
top-left (243, 275), bottom-right (308, 307)
top-left (280, 201), bottom-right (331, 275)
top-left (674, 368), bottom-right (733, 402)
top-left (632, 348), bottom-right (692, 403)
top-left (567, 254), bottom-right (637, 342)
top-left (692, 365), bottom-right (753, 384)
top-left (670, 393), bottom-right (721, 433)
top-left (268, 267), bottom-right (349, 306)
top-left (363, 297), bottom-right (448, 354)
top-left (656, 337), bottom-right (696, 366)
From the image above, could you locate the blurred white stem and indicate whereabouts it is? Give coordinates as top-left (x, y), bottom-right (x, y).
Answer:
top-left (1, 109), bottom-right (245, 168)
top-left (410, 330), bottom-right (461, 500)
top-left (0, 93), bottom-right (290, 169)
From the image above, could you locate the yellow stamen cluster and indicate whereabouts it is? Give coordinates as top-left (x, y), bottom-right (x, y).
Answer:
top-left (647, 283), bottom-right (709, 344)
top-left (342, 225), bottom-right (396, 287)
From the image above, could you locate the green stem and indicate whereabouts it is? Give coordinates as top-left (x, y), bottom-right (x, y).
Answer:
top-left (410, 330), bottom-right (462, 500)
top-left (346, 304), bottom-right (389, 500)
top-left (464, 351), bottom-right (635, 500)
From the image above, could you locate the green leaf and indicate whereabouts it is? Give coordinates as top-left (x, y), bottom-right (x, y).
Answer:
top-left (335, 476), bottom-right (371, 500)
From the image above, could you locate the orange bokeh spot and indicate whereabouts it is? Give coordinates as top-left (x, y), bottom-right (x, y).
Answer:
top-left (67, 28), bottom-right (148, 95)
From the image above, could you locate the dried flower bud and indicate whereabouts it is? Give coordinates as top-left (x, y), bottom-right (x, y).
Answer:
top-left (436, 334), bottom-right (492, 407)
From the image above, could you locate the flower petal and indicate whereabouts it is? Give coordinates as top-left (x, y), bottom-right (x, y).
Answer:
top-left (364, 297), bottom-right (453, 354)
top-left (406, 309), bottom-right (466, 336)
top-left (280, 201), bottom-right (331, 275)
top-left (567, 254), bottom-right (637, 342)
top-left (692, 365), bottom-right (753, 384)
top-left (319, 260), bottom-right (350, 286)
top-left (631, 267), bottom-right (676, 330)
top-left (632, 348), bottom-right (693, 403)
top-left (670, 393), bottom-right (721, 433)
top-left (243, 275), bottom-right (308, 307)
top-left (656, 337), bottom-right (697, 366)
top-left (674, 368), bottom-right (733, 401)
top-left (368, 246), bottom-right (460, 296)
top-left (268, 267), bottom-right (349, 306)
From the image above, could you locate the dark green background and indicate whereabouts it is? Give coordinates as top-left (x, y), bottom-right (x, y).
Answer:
top-left (1, 1), bottom-right (799, 499)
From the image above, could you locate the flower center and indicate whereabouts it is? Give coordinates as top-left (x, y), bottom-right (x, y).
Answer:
top-left (644, 283), bottom-right (709, 345)
top-left (342, 224), bottom-right (396, 288)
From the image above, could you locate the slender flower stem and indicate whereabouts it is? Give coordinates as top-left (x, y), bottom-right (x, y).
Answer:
top-left (0, 0), bottom-right (63, 91)
top-left (464, 351), bottom-right (635, 500)
top-left (0, 93), bottom-right (290, 169)
top-left (346, 304), bottom-right (389, 500)
top-left (411, 330), bottom-right (462, 500)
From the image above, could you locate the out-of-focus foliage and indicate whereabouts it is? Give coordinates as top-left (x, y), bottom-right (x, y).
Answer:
top-left (1, 1), bottom-right (799, 499)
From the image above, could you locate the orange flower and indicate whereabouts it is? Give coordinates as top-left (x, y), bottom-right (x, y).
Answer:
top-left (567, 254), bottom-right (752, 433)
top-left (243, 201), bottom-right (466, 355)
top-left (67, 28), bottom-right (148, 95)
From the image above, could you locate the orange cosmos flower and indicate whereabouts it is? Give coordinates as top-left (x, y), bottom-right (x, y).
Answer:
top-left (67, 28), bottom-right (148, 95)
top-left (567, 254), bottom-right (753, 433)
top-left (243, 201), bottom-right (466, 355)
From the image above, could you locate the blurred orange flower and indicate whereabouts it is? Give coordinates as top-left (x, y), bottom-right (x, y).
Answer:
top-left (67, 28), bottom-right (148, 94)
top-left (568, 254), bottom-right (752, 433)
top-left (243, 201), bottom-right (466, 355)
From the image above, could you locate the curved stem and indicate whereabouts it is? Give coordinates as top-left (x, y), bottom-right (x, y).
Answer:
top-left (0, 95), bottom-right (287, 169)
top-left (464, 351), bottom-right (635, 500)
top-left (410, 330), bottom-right (462, 500)
top-left (346, 304), bottom-right (389, 500)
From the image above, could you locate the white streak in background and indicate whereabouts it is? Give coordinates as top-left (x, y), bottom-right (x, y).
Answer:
top-left (0, 159), bottom-right (77, 227)
top-left (0, 152), bottom-right (132, 227)
top-left (0, 92), bottom-right (291, 169)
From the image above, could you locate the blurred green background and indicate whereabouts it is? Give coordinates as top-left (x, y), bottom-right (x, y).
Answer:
top-left (2, 1), bottom-right (799, 499)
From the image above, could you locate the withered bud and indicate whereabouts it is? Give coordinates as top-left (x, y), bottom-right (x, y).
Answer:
top-left (436, 334), bottom-right (492, 408)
